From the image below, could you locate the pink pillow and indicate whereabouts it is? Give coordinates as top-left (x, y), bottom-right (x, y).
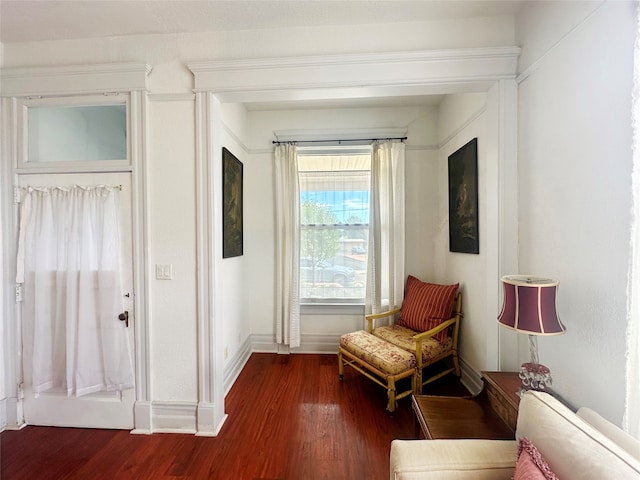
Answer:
top-left (397, 276), bottom-right (458, 342)
top-left (513, 437), bottom-right (559, 480)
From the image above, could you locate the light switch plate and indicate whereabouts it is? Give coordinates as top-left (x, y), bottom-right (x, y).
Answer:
top-left (156, 264), bottom-right (173, 280)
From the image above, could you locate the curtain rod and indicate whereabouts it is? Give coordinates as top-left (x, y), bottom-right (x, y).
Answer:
top-left (272, 136), bottom-right (407, 145)
top-left (20, 184), bottom-right (123, 191)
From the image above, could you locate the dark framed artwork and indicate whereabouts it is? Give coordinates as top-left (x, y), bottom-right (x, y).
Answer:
top-left (222, 147), bottom-right (243, 258)
top-left (448, 138), bottom-right (479, 254)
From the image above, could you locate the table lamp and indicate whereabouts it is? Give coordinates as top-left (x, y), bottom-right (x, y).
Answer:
top-left (497, 275), bottom-right (566, 395)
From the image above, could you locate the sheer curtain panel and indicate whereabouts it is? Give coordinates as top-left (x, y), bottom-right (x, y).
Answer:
top-left (625, 5), bottom-right (640, 439)
top-left (274, 144), bottom-right (301, 348)
top-left (16, 185), bottom-right (134, 397)
top-left (366, 141), bottom-right (406, 315)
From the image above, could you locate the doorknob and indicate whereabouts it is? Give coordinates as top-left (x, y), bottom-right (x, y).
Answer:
top-left (118, 311), bottom-right (129, 328)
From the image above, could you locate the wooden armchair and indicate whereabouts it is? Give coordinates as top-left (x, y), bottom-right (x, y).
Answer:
top-left (366, 282), bottom-right (462, 394)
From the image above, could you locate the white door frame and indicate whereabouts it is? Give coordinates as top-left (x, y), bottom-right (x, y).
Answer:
top-left (0, 63), bottom-right (152, 432)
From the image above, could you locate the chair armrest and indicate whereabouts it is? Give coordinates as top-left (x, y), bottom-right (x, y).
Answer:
top-left (365, 307), bottom-right (401, 333)
top-left (390, 439), bottom-right (517, 480)
top-left (412, 317), bottom-right (457, 342)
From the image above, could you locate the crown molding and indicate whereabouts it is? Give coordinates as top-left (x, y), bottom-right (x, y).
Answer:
top-left (188, 47), bottom-right (520, 103)
top-left (189, 47), bottom-right (520, 72)
top-left (0, 62), bottom-right (152, 97)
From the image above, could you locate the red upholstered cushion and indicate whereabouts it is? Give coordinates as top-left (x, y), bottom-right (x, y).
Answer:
top-left (397, 276), bottom-right (458, 342)
top-left (513, 437), bottom-right (559, 480)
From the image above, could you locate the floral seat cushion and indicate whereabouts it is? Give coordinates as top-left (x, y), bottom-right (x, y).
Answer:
top-left (340, 330), bottom-right (416, 375)
top-left (372, 324), bottom-right (452, 363)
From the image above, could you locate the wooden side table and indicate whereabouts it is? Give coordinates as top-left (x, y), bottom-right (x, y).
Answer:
top-left (482, 371), bottom-right (521, 431)
top-left (412, 371), bottom-right (520, 440)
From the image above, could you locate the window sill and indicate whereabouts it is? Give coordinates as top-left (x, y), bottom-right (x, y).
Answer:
top-left (301, 303), bottom-right (365, 316)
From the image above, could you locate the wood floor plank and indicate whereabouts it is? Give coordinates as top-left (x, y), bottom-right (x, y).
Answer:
top-left (1, 353), bottom-right (469, 479)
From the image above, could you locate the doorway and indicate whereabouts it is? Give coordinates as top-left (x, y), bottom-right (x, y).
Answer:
top-left (17, 172), bottom-right (136, 429)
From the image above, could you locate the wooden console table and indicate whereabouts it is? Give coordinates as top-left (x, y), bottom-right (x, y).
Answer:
top-left (412, 371), bottom-right (520, 440)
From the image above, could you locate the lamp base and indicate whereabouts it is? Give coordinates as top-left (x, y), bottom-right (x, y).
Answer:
top-left (517, 362), bottom-right (552, 397)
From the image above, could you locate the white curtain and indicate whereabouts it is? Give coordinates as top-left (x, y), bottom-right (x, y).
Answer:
top-left (274, 145), bottom-right (301, 348)
top-left (366, 141), bottom-right (406, 314)
top-left (16, 185), bottom-right (133, 397)
top-left (625, 4), bottom-right (640, 439)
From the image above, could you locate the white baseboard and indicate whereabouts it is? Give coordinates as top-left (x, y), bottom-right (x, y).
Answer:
top-left (134, 400), bottom-right (229, 436)
top-left (131, 400), bottom-right (152, 434)
top-left (0, 397), bottom-right (6, 432)
top-left (459, 357), bottom-right (484, 395)
top-left (150, 401), bottom-right (197, 434)
top-left (0, 396), bottom-right (25, 431)
top-left (292, 333), bottom-right (341, 354)
top-left (251, 333), bottom-right (340, 354)
top-left (251, 333), bottom-right (279, 353)
top-left (195, 402), bottom-right (227, 437)
top-left (224, 337), bottom-right (252, 395)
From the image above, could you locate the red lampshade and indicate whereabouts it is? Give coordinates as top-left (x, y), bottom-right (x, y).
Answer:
top-left (498, 275), bottom-right (566, 336)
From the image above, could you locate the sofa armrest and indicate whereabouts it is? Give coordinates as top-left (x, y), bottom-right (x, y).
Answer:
top-left (390, 439), bottom-right (517, 480)
top-left (577, 407), bottom-right (640, 461)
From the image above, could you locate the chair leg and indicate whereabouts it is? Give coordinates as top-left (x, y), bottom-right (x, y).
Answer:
top-left (411, 371), bottom-right (417, 396)
top-left (387, 377), bottom-right (396, 413)
top-left (338, 350), bottom-right (344, 380)
top-left (415, 369), bottom-right (423, 395)
top-left (452, 351), bottom-right (461, 377)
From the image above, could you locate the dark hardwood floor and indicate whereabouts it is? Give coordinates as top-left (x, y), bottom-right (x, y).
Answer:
top-left (1, 353), bottom-right (470, 479)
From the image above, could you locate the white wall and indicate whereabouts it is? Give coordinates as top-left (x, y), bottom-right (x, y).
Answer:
top-left (516, 0), bottom-right (635, 425)
top-left (435, 93), bottom-right (489, 374)
top-left (148, 98), bottom-right (199, 402)
top-left (220, 103), bottom-right (250, 369)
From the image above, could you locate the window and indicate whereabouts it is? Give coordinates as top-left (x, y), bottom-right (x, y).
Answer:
top-left (298, 147), bottom-right (371, 304)
top-left (18, 95), bottom-right (129, 169)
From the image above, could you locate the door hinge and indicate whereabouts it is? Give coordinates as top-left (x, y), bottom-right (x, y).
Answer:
top-left (14, 186), bottom-right (21, 204)
top-left (15, 285), bottom-right (23, 303)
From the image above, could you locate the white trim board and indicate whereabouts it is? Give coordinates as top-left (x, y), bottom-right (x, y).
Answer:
top-left (0, 63), bottom-right (152, 97)
top-left (188, 47), bottom-right (520, 104)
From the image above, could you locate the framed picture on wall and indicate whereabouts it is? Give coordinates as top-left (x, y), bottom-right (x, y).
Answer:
top-left (448, 138), bottom-right (479, 254)
top-left (223, 147), bottom-right (243, 258)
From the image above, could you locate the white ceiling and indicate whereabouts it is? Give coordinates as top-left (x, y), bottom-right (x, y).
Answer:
top-left (0, 1), bottom-right (523, 110)
top-left (0, 0), bottom-right (524, 44)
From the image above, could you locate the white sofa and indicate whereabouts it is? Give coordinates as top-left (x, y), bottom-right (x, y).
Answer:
top-left (390, 390), bottom-right (640, 480)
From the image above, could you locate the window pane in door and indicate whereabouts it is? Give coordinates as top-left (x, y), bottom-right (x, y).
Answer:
top-left (27, 104), bottom-right (127, 162)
